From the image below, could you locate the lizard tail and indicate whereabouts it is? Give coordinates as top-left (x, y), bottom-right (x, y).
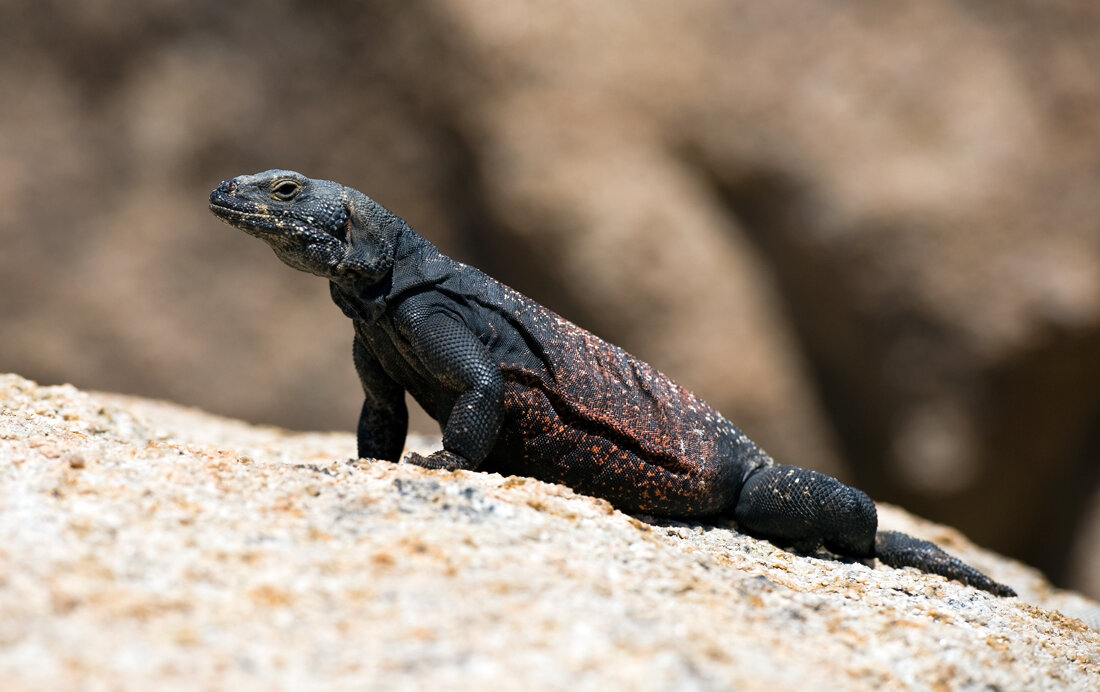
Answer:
top-left (874, 530), bottom-right (1017, 597)
top-left (733, 465), bottom-right (1016, 597)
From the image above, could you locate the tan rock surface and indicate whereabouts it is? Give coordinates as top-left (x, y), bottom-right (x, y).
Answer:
top-left (2, 373), bottom-right (1097, 691)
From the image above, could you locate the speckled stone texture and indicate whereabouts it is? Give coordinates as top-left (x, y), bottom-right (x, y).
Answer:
top-left (1, 373), bottom-right (1097, 691)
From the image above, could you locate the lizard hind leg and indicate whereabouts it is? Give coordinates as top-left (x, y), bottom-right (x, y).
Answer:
top-left (733, 465), bottom-right (1017, 596)
top-left (732, 465), bottom-right (878, 558)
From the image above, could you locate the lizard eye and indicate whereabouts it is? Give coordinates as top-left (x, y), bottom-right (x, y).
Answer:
top-left (271, 179), bottom-right (302, 201)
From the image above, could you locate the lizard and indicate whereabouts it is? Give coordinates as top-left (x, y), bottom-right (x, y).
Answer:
top-left (209, 169), bottom-right (1016, 597)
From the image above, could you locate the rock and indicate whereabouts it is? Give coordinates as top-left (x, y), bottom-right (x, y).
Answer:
top-left (1, 373), bottom-right (1097, 690)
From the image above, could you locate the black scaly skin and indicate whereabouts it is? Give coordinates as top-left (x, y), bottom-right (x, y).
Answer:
top-left (209, 170), bottom-right (1016, 598)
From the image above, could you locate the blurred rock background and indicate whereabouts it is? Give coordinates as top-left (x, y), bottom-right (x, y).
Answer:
top-left (1, 0), bottom-right (1098, 596)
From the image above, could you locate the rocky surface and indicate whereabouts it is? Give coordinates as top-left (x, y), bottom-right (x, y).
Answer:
top-left (2, 373), bottom-right (1097, 691)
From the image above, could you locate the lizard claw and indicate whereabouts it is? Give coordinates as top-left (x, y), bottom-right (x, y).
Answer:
top-left (402, 450), bottom-right (474, 471)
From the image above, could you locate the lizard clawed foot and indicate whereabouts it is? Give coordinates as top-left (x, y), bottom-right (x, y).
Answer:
top-left (402, 450), bottom-right (474, 471)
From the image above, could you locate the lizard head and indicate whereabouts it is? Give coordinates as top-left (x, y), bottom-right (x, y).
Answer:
top-left (209, 169), bottom-right (400, 283)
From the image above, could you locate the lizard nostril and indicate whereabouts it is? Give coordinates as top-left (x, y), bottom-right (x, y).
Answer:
top-left (210, 179), bottom-right (239, 206)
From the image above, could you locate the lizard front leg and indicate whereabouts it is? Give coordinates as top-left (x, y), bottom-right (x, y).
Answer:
top-left (353, 333), bottom-right (408, 461)
top-left (395, 300), bottom-right (504, 471)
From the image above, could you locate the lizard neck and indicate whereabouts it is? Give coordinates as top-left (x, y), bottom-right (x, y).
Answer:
top-left (330, 223), bottom-right (448, 323)
top-left (330, 274), bottom-right (391, 323)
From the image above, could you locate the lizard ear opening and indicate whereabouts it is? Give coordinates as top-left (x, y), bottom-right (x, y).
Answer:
top-left (322, 204), bottom-right (351, 242)
top-left (341, 205), bottom-right (353, 241)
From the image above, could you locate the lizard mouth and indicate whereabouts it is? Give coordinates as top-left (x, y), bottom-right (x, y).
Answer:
top-left (209, 184), bottom-right (270, 226)
top-left (208, 201), bottom-right (284, 237)
top-left (208, 201), bottom-right (267, 223)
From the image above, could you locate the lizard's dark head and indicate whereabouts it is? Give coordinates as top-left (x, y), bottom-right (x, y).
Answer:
top-left (209, 169), bottom-right (402, 283)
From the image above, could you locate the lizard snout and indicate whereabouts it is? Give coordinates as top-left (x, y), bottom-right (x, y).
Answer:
top-left (212, 179), bottom-right (237, 198)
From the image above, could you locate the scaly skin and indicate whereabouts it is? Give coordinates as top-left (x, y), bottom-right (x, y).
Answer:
top-left (209, 169), bottom-right (1015, 597)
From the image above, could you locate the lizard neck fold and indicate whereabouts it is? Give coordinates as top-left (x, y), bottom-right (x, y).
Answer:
top-left (330, 222), bottom-right (452, 323)
top-left (330, 275), bottom-right (391, 323)
top-left (338, 191), bottom-right (403, 281)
